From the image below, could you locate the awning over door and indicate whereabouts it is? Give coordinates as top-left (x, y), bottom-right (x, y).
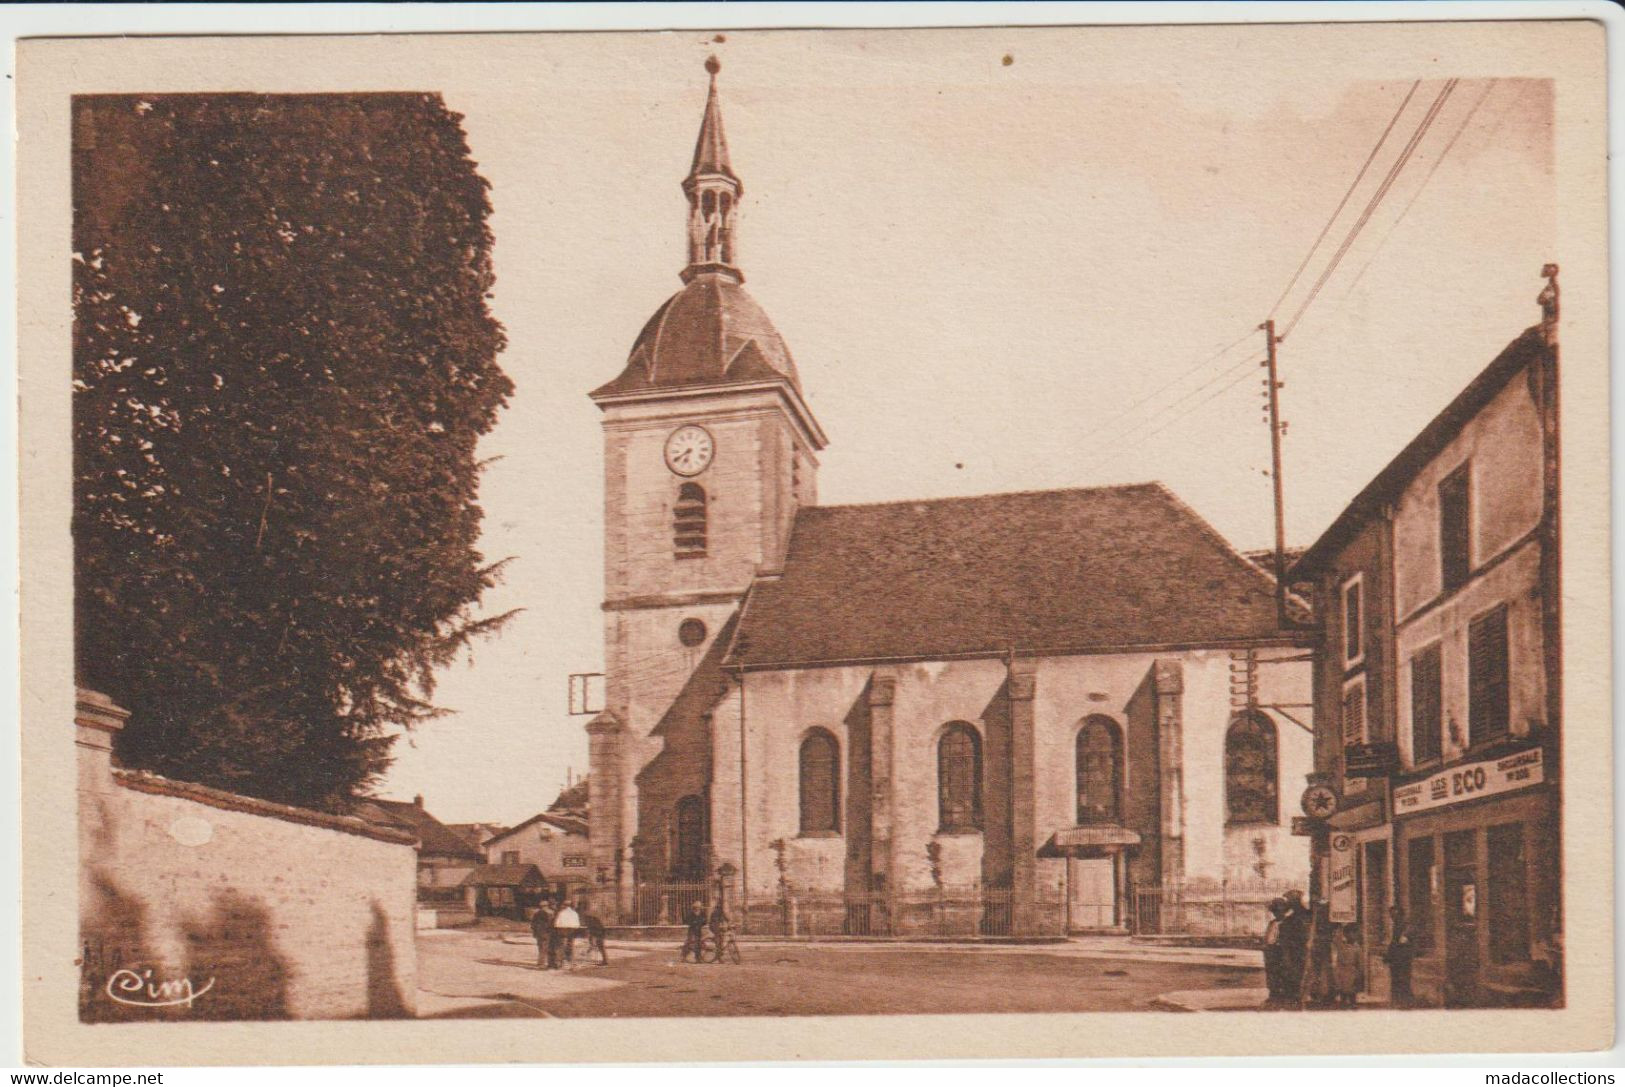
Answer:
top-left (1039, 825), bottom-right (1142, 857)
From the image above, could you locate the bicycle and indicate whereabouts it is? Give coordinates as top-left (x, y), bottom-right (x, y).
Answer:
top-left (699, 927), bottom-right (742, 965)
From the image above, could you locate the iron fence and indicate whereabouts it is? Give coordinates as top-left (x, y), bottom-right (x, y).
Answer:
top-left (742, 887), bottom-right (1051, 938)
top-left (1131, 877), bottom-right (1301, 937)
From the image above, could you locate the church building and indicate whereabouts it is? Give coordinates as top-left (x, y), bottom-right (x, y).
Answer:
top-left (585, 61), bottom-right (1313, 937)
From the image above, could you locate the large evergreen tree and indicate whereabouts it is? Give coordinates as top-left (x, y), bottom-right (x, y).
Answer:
top-left (73, 94), bottom-right (513, 810)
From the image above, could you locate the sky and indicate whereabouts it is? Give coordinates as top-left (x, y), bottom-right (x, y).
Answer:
top-left (367, 28), bottom-right (1556, 826)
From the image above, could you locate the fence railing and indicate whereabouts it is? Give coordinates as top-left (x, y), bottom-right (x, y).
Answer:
top-left (1131, 877), bottom-right (1301, 937)
top-left (606, 883), bottom-right (1071, 938)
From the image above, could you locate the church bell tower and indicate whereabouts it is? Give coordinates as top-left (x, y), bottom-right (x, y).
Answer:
top-left (585, 58), bottom-right (827, 906)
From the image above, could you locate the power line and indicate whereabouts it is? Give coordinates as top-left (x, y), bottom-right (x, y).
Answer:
top-left (1136, 362), bottom-right (1261, 444)
top-left (1267, 80), bottom-right (1422, 319)
top-left (1080, 354), bottom-right (1264, 474)
top-left (1071, 326), bottom-right (1258, 454)
top-left (1279, 78), bottom-right (1459, 341)
top-left (1341, 79), bottom-right (1500, 297)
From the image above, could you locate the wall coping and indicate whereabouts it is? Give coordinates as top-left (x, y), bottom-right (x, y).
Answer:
top-left (112, 768), bottom-right (418, 846)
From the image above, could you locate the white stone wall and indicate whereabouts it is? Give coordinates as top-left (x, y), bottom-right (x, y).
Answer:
top-left (78, 713), bottom-right (418, 1022)
top-left (727, 647), bottom-right (1313, 901)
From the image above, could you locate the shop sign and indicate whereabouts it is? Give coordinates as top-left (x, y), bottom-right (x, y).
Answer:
top-left (1343, 741), bottom-right (1398, 779)
top-left (562, 854), bottom-right (589, 868)
top-left (1392, 747), bottom-right (1544, 816)
top-left (1328, 833), bottom-right (1357, 923)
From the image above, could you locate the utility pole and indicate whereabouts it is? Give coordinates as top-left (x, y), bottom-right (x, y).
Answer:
top-left (1262, 318), bottom-right (1290, 629)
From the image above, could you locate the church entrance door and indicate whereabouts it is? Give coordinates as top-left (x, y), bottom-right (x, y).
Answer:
top-left (1066, 855), bottom-right (1119, 930)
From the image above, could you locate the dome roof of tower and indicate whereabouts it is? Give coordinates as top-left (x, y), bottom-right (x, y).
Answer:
top-left (591, 272), bottom-right (802, 399)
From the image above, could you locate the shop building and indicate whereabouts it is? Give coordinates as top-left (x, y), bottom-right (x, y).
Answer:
top-left (1290, 278), bottom-right (1562, 1007)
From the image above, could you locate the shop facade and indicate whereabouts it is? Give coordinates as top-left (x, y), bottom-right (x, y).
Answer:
top-left (1289, 298), bottom-right (1562, 1008)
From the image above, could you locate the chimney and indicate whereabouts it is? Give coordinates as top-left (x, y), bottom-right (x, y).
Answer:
top-left (414, 794), bottom-right (425, 808)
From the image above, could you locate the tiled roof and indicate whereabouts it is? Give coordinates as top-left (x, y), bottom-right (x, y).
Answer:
top-left (1291, 325), bottom-right (1551, 578)
top-left (485, 810), bottom-right (590, 848)
top-left (461, 863), bottom-right (544, 888)
top-left (590, 273), bottom-right (801, 400)
top-left (356, 798), bottom-right (483, 860)
top-left (726, 482), bottom-right (1292, 669)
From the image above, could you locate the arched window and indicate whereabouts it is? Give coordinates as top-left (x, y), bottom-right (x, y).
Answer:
top-left (1226, 713), bottom-right (1279, 824)
top-left (798, 729), bottom-right (840, 834)
top-left (672, 794), bottom-right (707, 881)
top-left (1076, 716), bottom-right (1123, 825)
top-left (937, 723), bottom-right (983, 832)
top-left (674, 483), bottom-right (706, 557)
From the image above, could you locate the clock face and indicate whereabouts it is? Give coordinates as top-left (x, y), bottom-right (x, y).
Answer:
top-left (664, 425), bottom-right (715, 477)
top-left (1301, 784), bottom-right (1339, 820)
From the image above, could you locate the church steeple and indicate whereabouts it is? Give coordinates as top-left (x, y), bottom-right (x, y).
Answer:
top-left (681, 56), bottom-right (743, 284)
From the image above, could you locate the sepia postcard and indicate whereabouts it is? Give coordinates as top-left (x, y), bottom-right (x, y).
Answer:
top-left (16, 13), bottom-right (1615, 1065)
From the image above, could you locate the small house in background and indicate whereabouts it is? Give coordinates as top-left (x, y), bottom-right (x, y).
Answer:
top-left (482, 810), bottom-right (593, 902)
top-left (354, 794), bottom-right (484, 905)
top-left (446, 821), bottom-right (510, 852)
top-left (461, 863), bottom-right (547, 920)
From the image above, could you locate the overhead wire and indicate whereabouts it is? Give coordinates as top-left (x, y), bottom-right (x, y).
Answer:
top-left (1266, 80), bottom-right (1422, 320)
top-left (1341, 79), bottom-right (1501, 298)
top-left (1278, 78), bottom-right (1460, 340)
top-left (1070, 326), bottom-right (1259, 455)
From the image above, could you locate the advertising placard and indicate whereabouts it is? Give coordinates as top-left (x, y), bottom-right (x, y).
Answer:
top-left (1391, 747), bottom-right (1544, 816)
top-left (1328, 832), bottom-right (1357, 923)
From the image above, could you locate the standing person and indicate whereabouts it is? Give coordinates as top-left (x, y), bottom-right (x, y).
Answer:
top-left (1279, 889), bottom-right (1310, 1003)
top-left (1262, 897), bottom-right (1289, 1007)
top-left (1330, 923), bottom-right (1363, 1008)
top-left (553, 896), bottom-right (583, 966)
top-left (681, 901), bottom-right (708, 963)
top-left (1383, 905), bottom-right (1416, 1008)
top-left (530, 900), bottom-right (556, 970)
top-left (577, 896), bottom-right (609, 966)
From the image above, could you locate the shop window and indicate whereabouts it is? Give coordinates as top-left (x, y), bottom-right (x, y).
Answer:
top-left (937, 723), bottom-right (983, 832)
top-left (674, 483), bottom-right (707, 558)
top-left (1075, 716), bottom-right (1123, 825)
top-left (1225, 712), bottom-right (1277, 825)
top-left (1408, 835), bottom-right (1436, 953)
top-left (798, 728), bottom-right (841, 834)
top-left (1439, 463), bottom-right (1472, 592)
top-left (1488, 822), bottom-right (1532, 963)
top-left (1342, 574), bottom-right (1365, 669)
top-left (1469, 605), bottom-right (1511, 745)
top-left (1410, 643), bottom-right (1444, 764)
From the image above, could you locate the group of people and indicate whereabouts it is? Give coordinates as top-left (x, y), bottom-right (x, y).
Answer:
top-left (680, 899), bottom-right (732, 963)
top-left (1261, 891), bottom-right (1416, 1009)
top-left (529, 893), bottom-right (608, 970)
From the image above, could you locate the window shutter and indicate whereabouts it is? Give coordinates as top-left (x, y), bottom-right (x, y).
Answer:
top-left (1341, 680), bottom-right (1366, 747)
top-left (1469, 606), bottom-right (1510, 744)
top-left (1410, 645), bottom-right (1443, 763)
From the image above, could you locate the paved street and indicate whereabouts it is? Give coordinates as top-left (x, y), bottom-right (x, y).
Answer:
top-left (416, 928), bottom-right (1262, 1018)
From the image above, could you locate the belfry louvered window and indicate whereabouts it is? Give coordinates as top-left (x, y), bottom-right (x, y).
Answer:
top-left (674, 483), bottom-right (707, 558)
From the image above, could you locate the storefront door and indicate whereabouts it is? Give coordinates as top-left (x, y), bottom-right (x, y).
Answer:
top-left (1443, 829), bottom-right (1480, 1007)
top-left (1361, 838), bottom-right (1390, 1002)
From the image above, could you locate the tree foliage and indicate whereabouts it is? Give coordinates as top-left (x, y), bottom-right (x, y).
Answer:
top-left (73, 94), bottom-right (513, 810)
